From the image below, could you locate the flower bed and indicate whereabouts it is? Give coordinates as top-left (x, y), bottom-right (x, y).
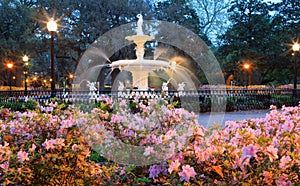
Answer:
top-left (0, 97), bottom-right (299, 185)
top-left (0, 102), bottom-right (112, 185)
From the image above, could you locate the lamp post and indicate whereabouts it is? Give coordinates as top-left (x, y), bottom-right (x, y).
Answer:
top-left (47, 18), bottom-right (57, 97)
top-left (69, 74), bottom-right (74, 90)
top-left (6, 63), bottom-right (14, 91)
top-left (23, 55), bottom-right (29, 94)
top-left (243, 63), bottom-right (251, 88)
top-left (293, 43), bottom-right (300, 97)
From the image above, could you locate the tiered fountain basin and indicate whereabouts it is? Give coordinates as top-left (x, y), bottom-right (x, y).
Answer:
top-left (109, 59), bottom-right (170, 70)
top-left (125, 35), bottom-right (154, 46)
top-left (109, 59), bottom-right (171, 90)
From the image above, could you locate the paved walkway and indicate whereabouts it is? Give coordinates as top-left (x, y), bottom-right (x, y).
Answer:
top-left (198, 109), bottom-right (270, 127)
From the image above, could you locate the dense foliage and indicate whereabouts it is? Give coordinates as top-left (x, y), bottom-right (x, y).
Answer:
top-left (2, 0), bottom-right (298, 88)
top-left (0, 0), bottom-right (207, 87)
top-left (218, 0), bottom-right (300, 85)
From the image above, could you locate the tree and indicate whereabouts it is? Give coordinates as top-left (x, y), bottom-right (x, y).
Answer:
top-left (0, 0), bottom-right (217, 88)
top-left (0, 0), bottom-right (37, 86)
top-left (154, 0), bottom-right (202, 37)
top-left (217, 0), bottom-right (293, 85)
top-left (0, 0), bottom-right (157, 87)
top-left (190, 0), bottom-right (231, 45)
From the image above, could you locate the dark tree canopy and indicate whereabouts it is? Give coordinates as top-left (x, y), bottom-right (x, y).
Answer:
top-left (218, 0), bottom-right (300, 85)
top-left (0, 0), bottom-right (206, 87)
top-left (0, 0), bottom-right (299, 87)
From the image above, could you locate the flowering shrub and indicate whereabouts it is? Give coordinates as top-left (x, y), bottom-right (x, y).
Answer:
top-left (81, 97), bottom-right (300, 185)
top-left (90, 98), bottom-right (300, 185)
top-left (0, 102), bottom-right (114, 185)
top-left (138, 105), bottom-right (300, 185)
top-left (1, 95), bottom-right (300, 185)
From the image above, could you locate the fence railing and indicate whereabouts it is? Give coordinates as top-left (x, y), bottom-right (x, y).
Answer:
top-left (0, 89), bottom-right (298, 111)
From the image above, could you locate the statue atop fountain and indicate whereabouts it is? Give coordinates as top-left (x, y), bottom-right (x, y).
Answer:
top-left (137, 14), bottom-right (143, 36)
top-left (125, 14), bottom-right (154, 60)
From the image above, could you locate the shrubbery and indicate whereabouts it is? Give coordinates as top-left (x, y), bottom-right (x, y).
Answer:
top-left (0, 101), bottom-right (37, 112)
top-left (0, 97), bottom-right (300, 185)
top-left (0, 101), bottom-right (113, 185)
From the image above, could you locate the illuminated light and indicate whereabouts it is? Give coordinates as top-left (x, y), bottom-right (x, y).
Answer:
top-left (293, 43), bottom-right (300, 52)
top-left (243, 63), bottom-right (250, 69)
top-left (47, 18), bottom-right (57, 32)
top-left (7, 63), bottom-right (13, 69)
top-left (23, 55), bottom-right (29, 62)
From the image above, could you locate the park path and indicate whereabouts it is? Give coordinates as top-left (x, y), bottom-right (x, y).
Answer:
top-left (198, 109), bottom-right (270, 127)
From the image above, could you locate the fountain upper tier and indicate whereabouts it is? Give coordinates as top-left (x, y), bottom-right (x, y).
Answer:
top-left (125, 35), bottom-right (154, 46)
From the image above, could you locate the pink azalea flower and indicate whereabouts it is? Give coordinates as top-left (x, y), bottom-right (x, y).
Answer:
top-left (168, 159), bottom-right (180, 173)
top-left (266, 145), bottom-right (278, 162)
top-left (105, 97), bottom-right (113, 104)
top-left (194, 126), bottom-right (205, 137)
top-left (143, 146), bottom-right (154, 156)
top-left (17, 150), bottom-right (29, 162)
top-left (111, 115), bottom-right (119, 123)
top-left (279, 155), bottom-right (292, 169)
top-left (165, 129), bottom-right (176, 140)
top-left (72, 144), bottom-right (78, 152)
top-left (134, 96), bottom-right (139, 103)
top-left (167, 142), bottom-right (176, 154)
top-left (281, 121), bottom-right (294, 132)
top-left (55, 138), bottom-right (65, 147)
top-left (61, 119), bottom-right (75, 129)
top-left (49, 102), bottom-right (57, 108)
top-left (120, 168), bottom-right (126, 175)
top-left (179, 165), bottom-right (197, 182)
top-left (0, 162), bottom-right (9, 171)
top-left (149, 164), bottom-right (166, 179)
top-left (276, 173), bottom-right (292, 186)
top-left (42, 139), bottom-right (55, 150)
top-left (241, 144), bottom-right (259, 159)
top-left (195, 150), bottom-right (210, 162)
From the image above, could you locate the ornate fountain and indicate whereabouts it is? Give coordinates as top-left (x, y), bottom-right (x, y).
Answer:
top-left (109, 14), bottom-right (171, 90)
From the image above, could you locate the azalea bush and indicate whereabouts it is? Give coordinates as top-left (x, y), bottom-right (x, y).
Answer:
top-left (138, 105), bottom-right (300, 185)
top-left (1, 95), bottom-right (300, 185)
top-left (79, 96), bottom-right (202, 184)
top-left (0, 101), bottom-right (115, 185)
top-left (79, 96), bottom-right (300, 185)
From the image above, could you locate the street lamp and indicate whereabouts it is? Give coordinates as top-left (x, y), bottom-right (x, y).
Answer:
top-left (6, 63), bottom-right (14, 91)
top-left (68, 74), bottom-right (74, 90)
top-left (293, 43), bottom-right (300, 96)
top-left (47, 18), bottom-right (57, 97)
top-left (23, 55), bottom-right (29, 93)
top-left (243, 63), bottom-right (251, 88)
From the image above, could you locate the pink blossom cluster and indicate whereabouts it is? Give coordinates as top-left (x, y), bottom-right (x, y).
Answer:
top-left (81, 96), bottom-right (300, 184)
top-left (84, 97), bottom-right (199, 158)
top-left (154, 105), bottom-right (300, 185)
top-left (0, 101), bottom-right (107, 185)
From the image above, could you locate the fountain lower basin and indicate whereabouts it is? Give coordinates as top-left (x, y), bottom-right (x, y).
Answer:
top-left (109, 59), bottom-right (170, 70)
